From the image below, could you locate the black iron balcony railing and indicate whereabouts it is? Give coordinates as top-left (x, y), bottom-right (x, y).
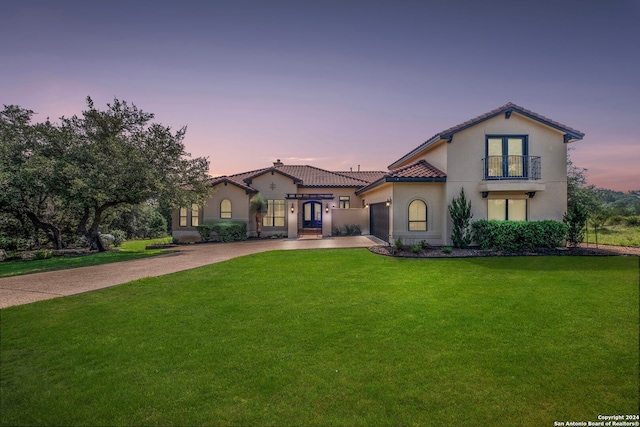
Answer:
top-left (482, 155), bottom-right (541, 180)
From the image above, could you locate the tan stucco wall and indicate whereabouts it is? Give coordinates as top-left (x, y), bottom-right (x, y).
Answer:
top-left (249, 172), bottom-right (298, 236)
top-left (443, 112), bottom-right (569, 243)
top-left (390, 182), bottom-right (447, 245)
top-left (331, 208), bottom-right (370, 235)
top-left (202, 183), bottom-right (250, 224)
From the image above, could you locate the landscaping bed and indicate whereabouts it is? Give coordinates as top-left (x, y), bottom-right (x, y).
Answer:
top-left (370, 243), bottom-right (640, 258)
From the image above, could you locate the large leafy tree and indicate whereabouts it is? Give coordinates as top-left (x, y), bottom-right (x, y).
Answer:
top-left (60, 97), bottom-right (211, 251)
top-left (0, 106), bottom-right (71, 249)
top-left (1, 98), bottom-right (211, 251)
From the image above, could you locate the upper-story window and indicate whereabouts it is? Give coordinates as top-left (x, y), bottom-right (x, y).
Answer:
top-left (485, 135), bottom-right (528, 179)
top-left (339, 196), bottom-right (350, 209)
top-left (408, 199), bottom-right (427, 231)
top-left (220, 199), bottom-right (232, 219)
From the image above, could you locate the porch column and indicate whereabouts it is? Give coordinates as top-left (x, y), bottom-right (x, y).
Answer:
top-left (287, 202), bottom-right (298, 238)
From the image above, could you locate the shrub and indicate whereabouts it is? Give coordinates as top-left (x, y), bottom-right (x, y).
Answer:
top-left (442, 246), bottom-right (453, 254)
top-left (472, 220), bottom-right (568, 251)
top-left (351, 224), bottom-right (362, 236)
top-left (33, 249), bottom-right (53, 260)
top-left (625, 216), bottom-right (640, 227)
top-left (419, 240), bottom-right (429, 249)
top-left (111, 230), bottom-right (127, 247)
top-left (394, 237), bottom-right (403, 252)
top-left (608, 215), bottom-right (625, 226)
top-left (449, 187), bottom-right (473, 248)
top-left (411, 244), bottom-right (421, 254)
top-left (196, 222), bottom-right (247, 243)
top-left (332, 226), bottom-right (342, 236)
top-left (563, 203), bottom-right (588, 247)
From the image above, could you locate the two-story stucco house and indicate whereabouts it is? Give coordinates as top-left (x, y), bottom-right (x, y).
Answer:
top-left (173, 102), bottom-right (584, 245)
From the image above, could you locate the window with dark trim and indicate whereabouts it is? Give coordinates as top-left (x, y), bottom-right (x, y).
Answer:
top-left (220, 199), bottom-right (232, 219)
top-left (191, 204), bottom-right (199, 227)
top-left (408, 200), bottom-right (427, 231)
top-left (339, 196), bottom-right (350, 209)
top-left (179, 207), bottom-right (188, 227)
top-left (263, 200), bottom-right (285, 227)
top-left (488, 199), bottom-right (527, 221)
top-left (485, 135), bottom-right (528, 179)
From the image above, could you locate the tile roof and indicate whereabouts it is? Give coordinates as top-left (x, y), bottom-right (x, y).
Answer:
top-left (210, 164), bottom-right (385, 192)
top-left (388, 102), bottom-right (585, 169)
top-left (356, 160), bottom-right (446, 194)
top-left (387, 160), bottom-right (447, 180)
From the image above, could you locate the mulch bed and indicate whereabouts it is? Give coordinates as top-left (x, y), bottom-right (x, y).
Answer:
top-left (369, 243), bottom-right (640, 258)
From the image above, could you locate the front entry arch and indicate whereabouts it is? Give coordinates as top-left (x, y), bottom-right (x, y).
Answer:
top-left (302, 201), bottom-right (322, 228)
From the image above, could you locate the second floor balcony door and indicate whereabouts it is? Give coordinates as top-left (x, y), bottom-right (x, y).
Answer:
top-left (486, 136), bottom-right (527, 179)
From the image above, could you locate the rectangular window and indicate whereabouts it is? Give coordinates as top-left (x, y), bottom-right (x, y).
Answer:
top-left (339, 196), bottom-right (350, 209)
top-left (191, 204), bottom-right (199, 227)
top-left (486, 135), bottom-right (528, 179)
top-left (263, 200), bottom-right (285, 227)
top-left (179, 207), bottom-right (188, 227)
top-left (488, 199), bottom-right (527, 221)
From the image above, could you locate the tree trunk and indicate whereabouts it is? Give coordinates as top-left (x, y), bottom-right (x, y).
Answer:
top-left (78, 203), bottom-right (119, 252)
top-left (24, 211), bottom-right (64, 249)
top-left (255, 212), bottom-right (262, 237)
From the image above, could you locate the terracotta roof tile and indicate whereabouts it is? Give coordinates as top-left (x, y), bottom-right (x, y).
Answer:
top-left (388, 160), bottom-right (447, 179)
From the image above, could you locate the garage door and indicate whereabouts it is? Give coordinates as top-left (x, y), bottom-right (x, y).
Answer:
top-left (370, 202), bottom-right (389, 242)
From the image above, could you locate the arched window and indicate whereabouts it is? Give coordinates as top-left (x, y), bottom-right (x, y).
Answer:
top-left (408, 200), bottom-right (427, 231)
top-left (220, 199), bottom-right (232, 219)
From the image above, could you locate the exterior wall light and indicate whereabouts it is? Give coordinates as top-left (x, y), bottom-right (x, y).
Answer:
top-left (290, 203), bottom-right (295, 213)
top-left (325, 204), bottom-right (329, 213)
top-left (386, 198), bottom-right (392, 207)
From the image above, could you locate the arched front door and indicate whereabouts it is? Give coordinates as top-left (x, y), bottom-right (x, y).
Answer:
top-left (302, 201), bottom-right (322, 229)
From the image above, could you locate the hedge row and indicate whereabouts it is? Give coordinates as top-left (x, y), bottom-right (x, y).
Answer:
top-left (196, 222), bottom-right (247, 242)
top-left (471, 220), bottom-right (568, 251)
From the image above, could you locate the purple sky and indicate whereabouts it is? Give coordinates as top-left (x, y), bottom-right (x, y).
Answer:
top-left (2, 0), bottom-right (639, 191)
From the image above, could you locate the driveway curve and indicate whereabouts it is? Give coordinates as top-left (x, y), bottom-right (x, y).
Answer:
top-left (0, 236), bottom-right (381, 309)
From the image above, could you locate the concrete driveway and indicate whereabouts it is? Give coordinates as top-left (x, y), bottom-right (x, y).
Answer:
top-left (0, 236), bottom-right (381, 309)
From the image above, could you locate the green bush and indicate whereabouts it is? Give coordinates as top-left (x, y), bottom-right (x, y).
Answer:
top-left (332, 226), bottom-right (342, 236)
top-left (111, 230), bottom-right (127, 247)
top-left (608, 215), bottom-right (625, 226)
top-left (472, 220), bottom-right (568, 251)
top-left (442, 246), bottom-right (453, 254)
top-left (625, 216), bottom-right (640, 226)
top-left (33, 249), bottom-right (53, 260)
top-left (410, 244), bottom-right (421, 254)
top-left (449, 187), bottom-right (473, 248)
top-left (394, 237), bottom-right (403, 251)
top-left (563, 203), bottom-right (588, 247)
top-left (196, 222), bottom-right (247, 243)
top-left (419, 240), bottom-right (429, 249)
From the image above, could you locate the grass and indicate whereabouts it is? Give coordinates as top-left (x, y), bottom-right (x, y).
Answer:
top-left (1, 250), bottom-right (638, 426)
top-left (0, 237), bottom-right (173, 278)
top-left (584, 224), bottom-right (640, 247)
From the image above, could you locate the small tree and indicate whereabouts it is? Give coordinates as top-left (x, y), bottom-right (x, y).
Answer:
top-left (588, 207), bottom-right (610, 248)
top-left (249, 193), bottom-right (268, 238)
top-left (563, 202), bottom-right (588, 247)
top-left (449, 187), bottom-right (473, 248)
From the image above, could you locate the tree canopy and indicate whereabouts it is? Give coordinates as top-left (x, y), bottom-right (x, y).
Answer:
top-left (0, 97), bottom-right (211, 251)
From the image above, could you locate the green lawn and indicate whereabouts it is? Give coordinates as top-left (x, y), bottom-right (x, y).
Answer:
top-left (584, 224), bottom-right (640, 247)
top-left (1, 250), bottom-right (638, 426)
top-left (0, 237), bottom-right (173, 278)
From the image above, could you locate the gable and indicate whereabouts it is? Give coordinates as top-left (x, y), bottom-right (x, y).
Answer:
top-left (388, 102), bottom-right (585, 169)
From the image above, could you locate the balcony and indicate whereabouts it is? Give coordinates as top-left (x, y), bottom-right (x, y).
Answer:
top-left (482, 155), bottom-right (540, 181)
top-left (479, 155), bottom-right (544, 194)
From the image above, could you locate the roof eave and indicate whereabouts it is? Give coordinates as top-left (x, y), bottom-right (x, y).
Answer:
top-left (387, 135), bottom-right (444, 170)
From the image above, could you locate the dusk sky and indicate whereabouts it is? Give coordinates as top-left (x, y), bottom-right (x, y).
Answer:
top-left (2, 0), bottom-right (638, 191)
